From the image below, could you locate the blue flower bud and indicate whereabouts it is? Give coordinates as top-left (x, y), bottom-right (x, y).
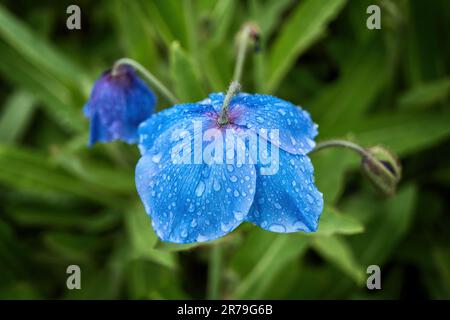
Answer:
top-left (83, 65), bottom-right (156, 145)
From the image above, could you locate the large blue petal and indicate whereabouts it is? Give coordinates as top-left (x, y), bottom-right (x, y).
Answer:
top-left (138, 102), bottom-right (217, 155)
top-left (247, 143), bottom-right (323, 233)
top-left (136, 126), bottom-right (257, 244)
top-left (231, 94), bottom-right (318, 155)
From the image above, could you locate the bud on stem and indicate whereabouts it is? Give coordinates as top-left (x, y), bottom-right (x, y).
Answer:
top-left (113, 58), bottom-right (179, 105)
top-left (312, 140), bottom-right (401, 196)
top-left (361, 146), bottom-right (402, 196)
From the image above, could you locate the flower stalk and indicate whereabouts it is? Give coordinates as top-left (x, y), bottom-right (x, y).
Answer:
top-left (233, 23), bottom-right (260, 83)
top-left (207, 245), bottom-right (222, 300)
top-left (311, 139), bottom-right (368, 157)
top-left (311, 139), bottom-right (401, 195)
top-left (113, 58), bottom-right (179, 105)
top-left (218, 81), bottom-right (241, 126)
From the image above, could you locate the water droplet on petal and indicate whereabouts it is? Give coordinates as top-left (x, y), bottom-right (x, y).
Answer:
top-left (274, 202), bottom-right (282, 209)
top-left (221, 223), bottom-right (231, 232)
top-left (230, 175), bottom-right (238, 182)
top-left (197, 234), bottom-right (208, 242)
top-left (234, 211), bottom-right (244, 221)
top-left (293, 220), bottom-right (307, 231)
top-left (151, 153), bottom-right (162, 163)
top-left (195, 181), bottom-right (205, 197)
top-left (269, 223), bottom-right (286, 232)
top-left (213, 179), bottom-right (221, 191)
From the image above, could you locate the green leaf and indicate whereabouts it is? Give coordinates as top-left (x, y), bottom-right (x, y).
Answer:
top-left (50, 148), bottom-right (135, 195)
top-left (0, 90), bottom-right (35, 143)
top-left (249, 0), bottom-right (294, 38)
top-left (153, 241), bottom-right (201, 252)
top-left (265, 0), bottom-right (347, 92)
top-left (312, 235), bottom-right (365, 284)
top-left (231, 230), bottom-right (309, 299)
top-left (142, 0), bottom-right (189, 49)
top-left (351, 111), bottom-right (450, 156)
top-left (154, 231), bottom-right (239, 252)
top-left (6, 206), bottom-right (121, 233)
top-left (314, 205), bottom-right (364, 236)
top-left (43, 232), bottom-right (102, 262)
top-left (312, 149), bottom-right (357, 204)
top-left (398, 78), bottom-right (450, 110)
top-left (431, 246), bottom-right (450, 298)
top-left (125, 203), bottom-right (176, 269)
top-left (112, 0), bottom-right (158, 70)
top-left (0, 43), bottom-right (85, 133)
top-left (170, 41), bottom-right (206, 101)
top-left (349, 184), bottom-right (418, 265)
top-left (312, 40), bottom-right (387, 135)
top-left (0, 144), bottom-right (125, 206)
top-left (207, 0), bottom-right (237, 49)
top-left (0, 5), bottom-right (86, 88)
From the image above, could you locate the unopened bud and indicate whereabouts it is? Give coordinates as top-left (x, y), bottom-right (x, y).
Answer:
top-left (361, 146), bottom-right (401, 196)
top-left (239, 22), bottom-right (261, 53)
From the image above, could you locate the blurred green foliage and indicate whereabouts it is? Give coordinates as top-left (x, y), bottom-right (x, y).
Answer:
top-left (0, 0), bottom-right (449, 299)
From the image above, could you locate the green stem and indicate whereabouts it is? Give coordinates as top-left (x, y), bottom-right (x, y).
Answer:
top-left (113, 58), bottom-right (179, 105)
top-left (207, 245), bottom-right (222, 300)
top-left (233, 25), bottom-right (252, 83)
top-left (217, 81), bottom-right (240, 126)
top-left (311, 139), bottom-right (368, 157)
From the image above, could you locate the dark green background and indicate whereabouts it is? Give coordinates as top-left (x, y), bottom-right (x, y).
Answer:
top-left (0, 0), bottom-right (449, 299)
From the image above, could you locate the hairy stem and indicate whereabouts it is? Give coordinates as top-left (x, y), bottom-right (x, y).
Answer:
top-left (311, 139), bottom-right (368, 157)
top-left (217, 81), bottom-right (241, 126)
top-left (233, 24), bottom-right (253, 83)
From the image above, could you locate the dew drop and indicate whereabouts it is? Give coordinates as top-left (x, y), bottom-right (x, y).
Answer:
top-left (213, 179), bottom-right (221, 191)
top-left (234, 211), bottom-right (244, 221)
top-left (293, 220), bottom-right (307, 231)
top-left (221, 223), bottom-right (231, 232)
top-left (197, 235), bottom-right (208, 242)
top-left (151, 153), bottom-right (162, 163)
top-left (269, 223), bottom-right (286, 232)
top-left (195, 181), bottom-right (205, 197)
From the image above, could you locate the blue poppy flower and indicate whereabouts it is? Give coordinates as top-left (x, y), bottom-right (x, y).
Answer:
top-left (135, 92), bottom-right (323, 243)
top-left (83, 65), bottom-right (156, 145)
